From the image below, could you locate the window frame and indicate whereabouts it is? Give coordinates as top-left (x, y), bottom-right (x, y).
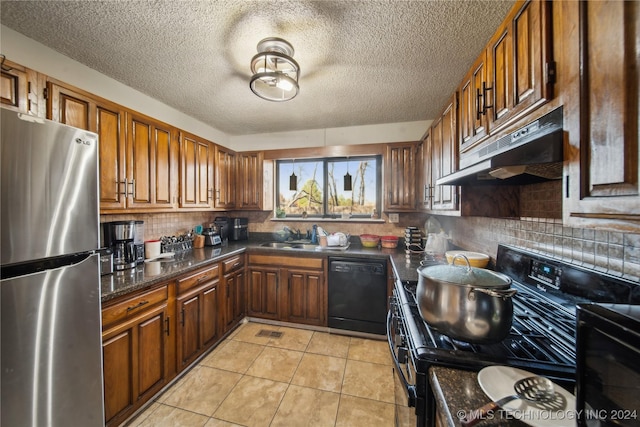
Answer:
top-left (275, 155), bottom-right (382, 219)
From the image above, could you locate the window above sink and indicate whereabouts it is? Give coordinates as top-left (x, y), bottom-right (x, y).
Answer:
top-left (275, 156), bottom-right (382, 220)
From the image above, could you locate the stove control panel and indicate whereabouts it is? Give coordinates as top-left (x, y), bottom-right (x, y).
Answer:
top-left (529, 259), bottom-right (561, 290)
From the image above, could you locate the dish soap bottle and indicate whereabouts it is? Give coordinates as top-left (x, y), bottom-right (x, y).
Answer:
top-left (310, 224), bottom-right (318, 244)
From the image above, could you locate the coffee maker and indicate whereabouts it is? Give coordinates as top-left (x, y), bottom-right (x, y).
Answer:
top-left (102, 221), bottom-right (136, 271)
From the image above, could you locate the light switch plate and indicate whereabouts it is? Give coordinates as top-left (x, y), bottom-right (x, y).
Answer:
top-left (388, 213), bottom-right (399, 223)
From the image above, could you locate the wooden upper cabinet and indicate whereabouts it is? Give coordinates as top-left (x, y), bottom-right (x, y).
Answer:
top-left (126, 112), bottom-right (177, 210)
top-left (566, 0), bottom-right (640, 230)
top-left (431, 94), bottom-right (459, 212)
top-left (47, 81), bottom-right (91, 130)
top-left (179, 131), bottom-right (214, 208)
top-left (237, 151), bottom-right (264, 210)
top-left (47, 81), bottom-right (127, 210)
top-left (486, 0), bottom-right (553, 132)
top-left (1, 59), bottom-right (41, 116)
top-left (459, 53), bottom-right (489, 154)
top-left (459, 0), bottom-right (553, 159)
top-left (385, 142), bottom-right (417, 211)
top-left (487, 22), bottom-right (512, 127)
top-left (214, 145), bottom-right (236, 209)
top-left (98, 105), bottom-right (127, 209)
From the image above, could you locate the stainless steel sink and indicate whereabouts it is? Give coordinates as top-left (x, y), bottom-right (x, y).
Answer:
top-left (289, 243), bottom-right (318, 250)
top-left (259, 242), bottom-right (317, 250)
top-left (259, 242), bottom-right (295, 249)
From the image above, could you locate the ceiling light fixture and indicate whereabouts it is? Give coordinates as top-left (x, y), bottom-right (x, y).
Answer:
top-left (250, 37), bottom-right (300, 102)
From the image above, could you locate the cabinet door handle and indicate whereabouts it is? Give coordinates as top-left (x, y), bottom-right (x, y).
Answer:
top-left (481, 82), bottom-right (493, 114)
top-left (127, 179), bottom-right (136, 198)
top-left (207, 188), bottom-right (213, 201)
top-left (476, 87), bottom-right (483, 120)
top-left (126, 300), bottom-right (148, 312)
top-left (180, 308), bottom-right (185, 326)
top-left (215, 189), bottom-right (221, 201)
top-left (116, 179), bottom-right (128, 196)
top-left (165, 317), bottom-right (170, 336)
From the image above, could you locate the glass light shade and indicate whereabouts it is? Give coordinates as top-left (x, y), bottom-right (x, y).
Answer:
top-left (250, 39), bottom-right (300, 102)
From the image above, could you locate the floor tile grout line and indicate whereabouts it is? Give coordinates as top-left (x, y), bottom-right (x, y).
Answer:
top-left (127, 321), bottom-right (395, 426)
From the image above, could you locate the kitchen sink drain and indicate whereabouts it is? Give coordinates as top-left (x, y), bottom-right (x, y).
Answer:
top-left (256, 329), bottom-right (283, 338)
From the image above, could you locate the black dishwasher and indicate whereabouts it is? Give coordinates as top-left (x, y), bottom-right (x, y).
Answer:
top-left (328, 257), bottom-right (387, 335)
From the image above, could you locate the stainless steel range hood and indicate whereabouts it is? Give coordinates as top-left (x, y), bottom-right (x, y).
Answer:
top-left (437, 107), bottom-right (564, 186)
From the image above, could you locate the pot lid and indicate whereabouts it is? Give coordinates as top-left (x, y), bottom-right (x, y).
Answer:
top-left (417, 263), bottom-right (511, 288)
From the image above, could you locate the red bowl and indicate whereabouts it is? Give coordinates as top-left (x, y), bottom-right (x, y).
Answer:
top-left (380, 236), bottom-right (399, 248)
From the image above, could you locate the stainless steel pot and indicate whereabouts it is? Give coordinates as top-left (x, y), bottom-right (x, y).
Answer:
top-left (416, 254), bottom-right (517, 344)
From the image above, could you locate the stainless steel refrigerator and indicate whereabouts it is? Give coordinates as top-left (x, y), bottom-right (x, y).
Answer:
top-left (1, 108), bottom-right (105, 426)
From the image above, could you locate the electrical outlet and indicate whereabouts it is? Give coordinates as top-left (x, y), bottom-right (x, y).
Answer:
top-left (389, 213), bottom-right (399, 223)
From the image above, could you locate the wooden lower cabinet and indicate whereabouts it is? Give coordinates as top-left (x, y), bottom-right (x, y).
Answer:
top-left (247, 266), bottom-right (280, 319)
top-left (248, 254), bottom-right (326, 326)
top-left (221, 254), bottom-right (246, 333)
top-left (175, 264), bottom-right (221, 371)
top-left (176, 281), bottom-right (220, 371)
top-left (102, 285), bottom-right (171, 427)
top-left (285, 268), bottom-right (325, 326)
top-left (101, 256), bottom-right (239, 426)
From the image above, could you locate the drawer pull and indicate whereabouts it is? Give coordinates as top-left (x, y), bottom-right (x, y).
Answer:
top-left (126, 300), bottom-right (149, 312)
top-left (232, 262), bottom-right (240, 269)
top-left (196, 275), bottom-right (210, 284)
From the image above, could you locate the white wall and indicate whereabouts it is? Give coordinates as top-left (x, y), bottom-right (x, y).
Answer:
top-left (229, 120), bottom-right (431, 151)
top-left (2, 25), bottom-right (430, 151)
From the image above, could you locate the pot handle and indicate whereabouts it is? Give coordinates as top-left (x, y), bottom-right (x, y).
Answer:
top-left (471, 287), bottom-right (518, 299)
top-left (452, 254), bottom-right (473, 273)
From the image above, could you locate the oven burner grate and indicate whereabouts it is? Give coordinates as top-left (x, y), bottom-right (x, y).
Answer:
top-left (401, 280), bottom-right (576, 366)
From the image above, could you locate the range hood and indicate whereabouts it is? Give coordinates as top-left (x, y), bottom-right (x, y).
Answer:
top-left (437, 107), bottom-right (564, 186)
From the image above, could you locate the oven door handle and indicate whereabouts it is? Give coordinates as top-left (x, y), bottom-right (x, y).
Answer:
top-left (387, 309), bottom-right (417, 407)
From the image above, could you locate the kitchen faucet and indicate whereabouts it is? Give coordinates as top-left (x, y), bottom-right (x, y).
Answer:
top-left (281, 226), bottom-right (302, 240)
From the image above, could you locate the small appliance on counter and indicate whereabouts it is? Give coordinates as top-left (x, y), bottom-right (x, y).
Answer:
top-left (214, 216), bottom-right (230, 243)
top-left (133, 220), bottom-right (144, 264)
top-left (202, 226), bottom-right (222, 246)
top-left (230, 217), bottom-right (249, 241)
top-left (102, 221), bottom-right (136, 270)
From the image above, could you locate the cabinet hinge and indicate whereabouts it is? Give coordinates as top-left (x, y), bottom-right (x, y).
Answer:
top-left (43, 87), bottom-right (48, 100)
top-left (546, 61), bottom-right (557, 85)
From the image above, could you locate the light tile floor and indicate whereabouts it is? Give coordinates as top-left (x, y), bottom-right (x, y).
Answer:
top-left (127, 321), bottom-right (396, 427)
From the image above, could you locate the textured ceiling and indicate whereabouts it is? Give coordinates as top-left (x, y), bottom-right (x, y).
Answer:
top-left (0, 0), bottom-right (514, 136)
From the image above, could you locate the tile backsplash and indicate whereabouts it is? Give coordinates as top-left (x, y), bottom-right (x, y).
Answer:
top-left (437, 215), bottom-right (640, 282)
top-left (101, 209), bottom-right (639, 282)
top-left (100, 212), bottom-right (218, 240)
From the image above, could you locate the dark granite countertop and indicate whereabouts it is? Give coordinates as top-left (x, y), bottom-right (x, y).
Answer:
top-left (429, 366), bottom-right (529, 427)
top-left (101, 239), bottom-right (429, 303)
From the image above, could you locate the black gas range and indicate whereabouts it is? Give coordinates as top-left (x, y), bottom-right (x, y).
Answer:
top-left (388, 244), bottom-right (640, 427)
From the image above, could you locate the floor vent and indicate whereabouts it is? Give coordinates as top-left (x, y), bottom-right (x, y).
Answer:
top-left (256, 329), bottom-right (283, 338)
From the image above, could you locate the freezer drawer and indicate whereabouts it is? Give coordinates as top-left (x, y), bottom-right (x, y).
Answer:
top-left (1, 253), bottom-right (104, 426)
